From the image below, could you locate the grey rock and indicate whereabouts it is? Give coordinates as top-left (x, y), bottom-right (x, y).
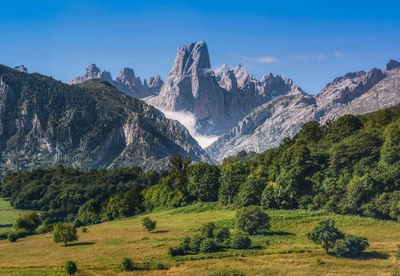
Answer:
top-left (68, 64), bottom-right (162, 99)
top-left (145, 42), bottom-right (303, 135)
top-left (386, 59), bottom-right (400, 71)
top-left (208, 62), bottom-right (399, 161)
top-left (14, 65), bottom-right (28, 73)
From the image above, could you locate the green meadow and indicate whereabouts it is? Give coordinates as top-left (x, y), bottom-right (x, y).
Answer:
top-left (1, 202), bottom-right (400, 275)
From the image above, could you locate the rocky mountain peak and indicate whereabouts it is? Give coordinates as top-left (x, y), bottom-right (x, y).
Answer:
top-left (117, 67), bottom-right (136, 84)
top-left (85, 64), bottom-right (101, 78)
top-left (171, 40), bottom-right (211, 76)
top-left (386, 59), bottom-right (400, 71)
top-left (233, 65), bottom-right (251, 88)
top-left (14, 65), bottom-right (28, 73)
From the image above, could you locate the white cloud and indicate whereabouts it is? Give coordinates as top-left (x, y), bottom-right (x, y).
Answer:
top-left (160, 109), bottom-right (219, 148)
top-left (334, 50), bottom-right (344, 57)
top-left (286, 54), bottom-right (326, 61)
top-left (238, 54), bottom-right (278, 64)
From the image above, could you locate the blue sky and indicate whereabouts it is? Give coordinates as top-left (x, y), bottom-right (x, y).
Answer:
top-left (1, 0), bottom-right (399, 94)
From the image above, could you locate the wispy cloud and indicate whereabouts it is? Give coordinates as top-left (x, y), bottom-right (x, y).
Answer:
top-left (286, 54), bottom-right (326, 61)
top-left (238, 54), bottom-right (278, 64)
top-left (334, 50), bottom-right (344, 57)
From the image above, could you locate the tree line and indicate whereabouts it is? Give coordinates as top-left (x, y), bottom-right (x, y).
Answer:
top-left (2, 106), bottom-right (400, 223)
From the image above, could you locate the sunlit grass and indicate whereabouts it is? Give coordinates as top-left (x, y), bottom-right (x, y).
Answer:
top-left (0, 203), bottom-right (400, 275)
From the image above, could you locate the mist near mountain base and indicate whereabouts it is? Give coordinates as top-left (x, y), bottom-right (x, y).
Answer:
top-left (160, 109), bottom-right (219, 148)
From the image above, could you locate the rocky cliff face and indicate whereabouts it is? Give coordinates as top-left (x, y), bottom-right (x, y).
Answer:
top-left (68, 64), bottom-right (163, 99)
top-left (207, 60), bottom-right (400, 161)
top-left (145, 41), bottom-right (303, 135)
top-left (145, 41), bottom-right (227, 134)
top-left (0, 64), bottom-right (209, 176)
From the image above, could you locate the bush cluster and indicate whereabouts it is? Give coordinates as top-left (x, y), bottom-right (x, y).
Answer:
top-left (168, 221), bottom-right (253, 257)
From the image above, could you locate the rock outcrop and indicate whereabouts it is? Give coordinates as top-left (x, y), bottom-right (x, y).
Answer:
top-left (14, 65), bottom-right (28, 73)
top-left (68, 64), bottom-right (163, 99)
top-left (145, 41), bottom-right (303, 135)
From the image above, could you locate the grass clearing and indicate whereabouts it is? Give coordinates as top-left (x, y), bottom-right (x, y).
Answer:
top-left (0, 203), bottom-right (400, 275)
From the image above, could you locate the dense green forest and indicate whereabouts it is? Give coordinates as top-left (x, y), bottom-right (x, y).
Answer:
top-left (3, 106), bottom-right (400, 224)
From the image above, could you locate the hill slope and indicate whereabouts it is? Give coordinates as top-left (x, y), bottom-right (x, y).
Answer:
top-left (0, 65), bottom-right (210, 176)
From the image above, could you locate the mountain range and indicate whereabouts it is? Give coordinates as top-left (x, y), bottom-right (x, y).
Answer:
top-left (1, 41), bottom-right (400, 175)
top-left (69, 41), bottom-right (400, 162)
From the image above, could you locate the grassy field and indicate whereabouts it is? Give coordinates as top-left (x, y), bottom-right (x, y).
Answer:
top-left (1, 203), bottom-right (400, 275)
top-left (0, 198), bottom-right (25, 230)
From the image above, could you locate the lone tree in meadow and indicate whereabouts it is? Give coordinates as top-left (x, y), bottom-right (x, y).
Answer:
top-left (142, 217), bottom-right (157, 233)
top-left (236, 206), bottom-right (270, 235)
top-left (53, 222), bottom-right (78, 246)
top-left (307, 219), bottom-right (345, 253)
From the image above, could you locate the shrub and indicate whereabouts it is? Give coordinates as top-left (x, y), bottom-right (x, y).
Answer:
top-left (215, 227), bottom-right (231, 243)
top-left (190, 234), bottom-right (205, 253)
top-left (36, 218), bottom-right (54, 234)
top-left (121, 257), bottom-right (134, 271)
top-left (180, 236), bottom-right (191, 253)
top-left (168, 246), bottom-right (185, 257)
top-left (230, 232), bottom-right (252, 249)
top-left (0, 232), bottom-right (9, 240)
top-left (236, 206), bottom-right (270, 235)
top-left (64, 260), bottom-right (77, 275)
top-left (200, 222), bottom-right (216, 238)
top-left (81, 227), bottom-right (88, 233)
top-left (200, 238), bottom-right (219, 253)
top-left (7, 232), bottom-right (18, 242)
top-left (142, 217), bottom-right (157, 232)
top-left (335, 236), bottom-right (369, 258)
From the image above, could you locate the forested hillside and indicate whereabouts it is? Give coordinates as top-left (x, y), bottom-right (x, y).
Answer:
top-left (3, 106), bottom-right (400, 222)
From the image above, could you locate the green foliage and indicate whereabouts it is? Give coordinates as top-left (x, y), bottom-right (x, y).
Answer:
top-left (200, 238), bottom-right (219, 253)
top-left (230, 231), bottom-right (252, 249)
top-left (64, 260), bottom-right (78, 275)
top-left (36, 218), bottom-right (54, 234)
top-left (13, 211), bottom-right (41, 233)
top-left (235, 175), bottom-right (266, 207)
top-left (78, 199), bottom-right (101, 225)
top-left (215, 227), bottom-right (231, 243)
top-left (7, 231), bottom-right (18, 242)
top-left (236, 206), bottom-right (270, 235)
top-left (219, 160), bottom-right (248, 205)
top-left (121, 257), bottom-right (134, 271)
top-left (307, 220), bottom-right (345, 253)
top-left (200, 222), bottom-right (216, 238)
top-left (190, 234), bottom-right (205, 253)
top-left (141, 217), bottom-right (157, 232)
top-left (168, 246), bottom-right (186, 257)
top-left (53, 222), bottom-right (78, 245)
top-left (334, 236), bottom-right (369, 258)
top-left (187, 162), bottom-right (220, 202)
top-left (101, 188), bottom-right (143, 221)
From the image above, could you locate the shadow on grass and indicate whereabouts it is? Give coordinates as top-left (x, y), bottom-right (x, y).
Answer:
top-left (359, 251), bottom-right (390, 260)
top-left (152, 230), bottom-right (169, 233)
top-left (265, 231), bottom-right (295, 236)
top-left (64, 241), bottom-right (95, 247)
top-left (328, 251), bottom-right (390, 260)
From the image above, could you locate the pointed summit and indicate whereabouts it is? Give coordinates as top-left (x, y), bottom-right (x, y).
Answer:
top-left (145, 41), bottom-right (225, 129)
